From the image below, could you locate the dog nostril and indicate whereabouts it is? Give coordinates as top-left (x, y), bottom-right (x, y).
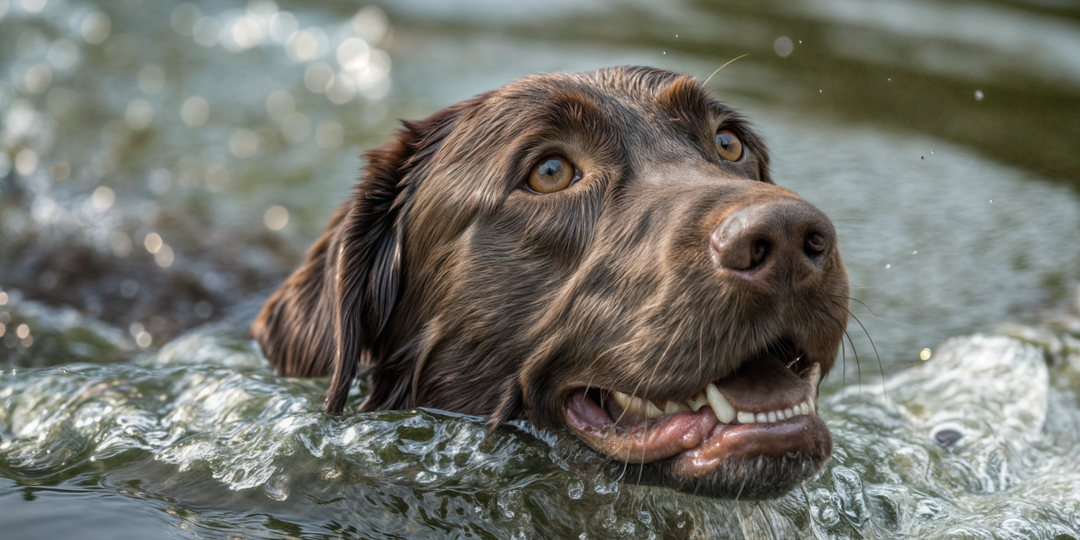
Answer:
top-left (804, 232), bottom-right (827, 257)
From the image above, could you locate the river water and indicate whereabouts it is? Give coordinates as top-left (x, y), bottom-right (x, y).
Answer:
top-left (2, 0), bottom-right (1080, 538)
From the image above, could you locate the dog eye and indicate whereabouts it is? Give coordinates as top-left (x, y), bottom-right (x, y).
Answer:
top-left (527, 156), bottom-right (577, 193)
top-left (715, 130), bottom-right (743, 162)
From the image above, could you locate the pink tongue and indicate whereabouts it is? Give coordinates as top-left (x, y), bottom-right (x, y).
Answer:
top-left (565, 391), bottom-right (717, 462)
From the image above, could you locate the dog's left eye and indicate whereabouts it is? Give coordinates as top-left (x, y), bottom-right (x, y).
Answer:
top-left (527, 156), bottom-right (577, 193)
top-left (715, 130), bottom-right (743, 162)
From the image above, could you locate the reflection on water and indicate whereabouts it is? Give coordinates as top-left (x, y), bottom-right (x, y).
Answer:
top-left (2, 0), bottom-right (1080, 537)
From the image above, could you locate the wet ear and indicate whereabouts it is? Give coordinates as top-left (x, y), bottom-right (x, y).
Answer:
top-left (323, 136), bottom-right (409, 414)
top-left (324, 95), bottom-right (490, 414)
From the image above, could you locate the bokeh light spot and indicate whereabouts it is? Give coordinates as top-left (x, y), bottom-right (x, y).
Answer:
top-left (264, 205), bottom-right (289, 231)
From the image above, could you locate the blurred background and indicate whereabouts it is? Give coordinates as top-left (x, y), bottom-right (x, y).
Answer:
top-left (1, 0), bottom-right (1079, 379)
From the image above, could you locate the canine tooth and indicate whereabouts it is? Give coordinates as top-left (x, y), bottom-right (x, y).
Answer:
top-left (737, 411), bottom-right (755, 424)
top-left (611, 391), bottom-right (632, 409)
top-left (784, 407), bottom-right (794, 419)
top-left (686, 392), bottom-right (709, 412)
top-left (767, 411), bottom-right (777, 423)
top-left (705, 383), bottom-right (736, 423)
top-left (664, 400), bottom-right (690, 414)
top-left (799, 402), bottom-right (809, 415)
top-left (624, 396), bottom-right (648, 417)
top-left (755, 412), bottom-right (768, 423)
top-left (804, 363), bottom-right (822, 390)
top-left (808, 399), bottom-right (817, 414)
top-left (644, 400), bottom-right (664, 418)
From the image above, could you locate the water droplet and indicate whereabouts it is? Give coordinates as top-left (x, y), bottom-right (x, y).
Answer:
top-left (773, 36), bottom-right (793, 57)
top-left (47, 39), bottom-right (79, 71)
top-left (264, 205), bottom-right (289, 231)
top-left (91, 186), bottom-right (115, 211)
top-left (15, 148), bottom-right (39, 175)
top-left (180, 96), bottom-right (209, 127)
top-left (170, 3), bottom-right (201, 37)
top-left (919, 348), bottom-right (932, 361)
top-left (268, 11), bottom-right (298, 43)
top-left (304, 62), bottom-right (334, 94)
top-left (885, 263), bottom-right (891, 269)
top-left (22, 64), bottom-right (51, 94)
top-left (230, 16), bottom-right (263, 49)
top-left (265, 90), bottom-right (295, 121)
top-left (229, 129), bottom-right (258, 158)
top-left (144, 233), bottom-right (163, 254)
top-left (81, 12), bottom-right (112, 45)
top-left (155, 245), bottom-right (174, 267)
top-left (110, 232), bottom-right (133, 258)
top-left (974, 89), bottom-right (984, 101)
top-left (20, 0), bottom-right (46, 14)
top-left (124, 99), bottom-right (154, 130)
top-left (192, 17), bottom-right (222, 48)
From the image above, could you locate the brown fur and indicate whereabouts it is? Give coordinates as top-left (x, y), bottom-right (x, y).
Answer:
top-left (253, 66), bottom-right (848, 447)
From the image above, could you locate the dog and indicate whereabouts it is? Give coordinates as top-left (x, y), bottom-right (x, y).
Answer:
top-left (252, 66), bottom-right (849, 499)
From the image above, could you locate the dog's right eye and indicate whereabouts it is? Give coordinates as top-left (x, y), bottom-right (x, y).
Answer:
top-left (526, 156), bottom-right (577, 193)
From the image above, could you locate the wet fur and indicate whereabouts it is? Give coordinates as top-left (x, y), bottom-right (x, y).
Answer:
top-left (253, 67), bottom-right (848, 476)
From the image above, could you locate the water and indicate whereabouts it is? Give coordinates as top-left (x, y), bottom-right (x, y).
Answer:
top-left (2, 0), bottom-right (1080, 538)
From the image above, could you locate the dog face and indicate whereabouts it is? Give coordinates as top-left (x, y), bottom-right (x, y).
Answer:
top-left (253, 66), bottom-right (850, 499)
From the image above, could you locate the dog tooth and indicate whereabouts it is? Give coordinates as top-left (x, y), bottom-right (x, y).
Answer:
top-left (767, 411), bottom-right (777, 423)
top-left (664, 400), bottom-right (690, 415)
top-left (644, 400), bottom-right (664, 418)
top-left (737, 411), bottom-right (755, 424)
top-left (808, 399), bottom-right (817, 414)
top-left (705, 383), bottom-right (736, 424)
top-left (784, 407), bottom-right (794, 419)
top-left (623, 396), bottom-right (648, 417)
top-left (804, 363), bottom-right (822, 388)
top-left (755, 412), bottom-right (768, 423)
top-left (799, 402), bottom-right (809, 415)
top-left (686, 392), bottom-right (709, 412)
top-left (611, 391), bottom-right (632, 409)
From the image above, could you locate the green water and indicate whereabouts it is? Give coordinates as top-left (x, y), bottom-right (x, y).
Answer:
top-left (2, 0), bottom-right (1080, 538)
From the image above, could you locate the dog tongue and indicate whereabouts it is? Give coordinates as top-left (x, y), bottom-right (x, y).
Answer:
top-left (565, 391), bottom-right (717, 462)
top-left (712, 354), bottom-right (811, 411)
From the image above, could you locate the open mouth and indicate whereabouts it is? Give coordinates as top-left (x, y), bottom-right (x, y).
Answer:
top-left (564, 342), bottom-right (831, 488)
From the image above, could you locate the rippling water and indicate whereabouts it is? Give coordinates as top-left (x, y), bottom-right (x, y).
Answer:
top-left (3, 0), bottom-right (1080, 537)
top-left (3, 305), bottom-right (1080, 538)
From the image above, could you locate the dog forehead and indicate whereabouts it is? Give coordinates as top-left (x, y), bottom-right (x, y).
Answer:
top-left (443, 67), bottom-right (723, 163)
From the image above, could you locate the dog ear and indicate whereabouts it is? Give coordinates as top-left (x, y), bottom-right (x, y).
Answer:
top-left (254, 94), bottom-right (489, 414)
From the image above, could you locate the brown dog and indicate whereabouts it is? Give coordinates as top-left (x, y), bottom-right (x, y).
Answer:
top-left (252, 66), bottom-right (849, 499)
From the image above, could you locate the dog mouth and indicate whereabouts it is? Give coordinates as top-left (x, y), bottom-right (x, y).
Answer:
top-left (563, 342), bottom-right (831, 486)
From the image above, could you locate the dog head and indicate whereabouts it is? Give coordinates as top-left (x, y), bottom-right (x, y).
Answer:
top-left (253, 66), bottom-right (850, 499)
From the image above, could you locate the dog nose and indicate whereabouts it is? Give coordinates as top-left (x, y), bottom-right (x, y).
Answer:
top-left (710, 198), bottom-right (836, 284)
